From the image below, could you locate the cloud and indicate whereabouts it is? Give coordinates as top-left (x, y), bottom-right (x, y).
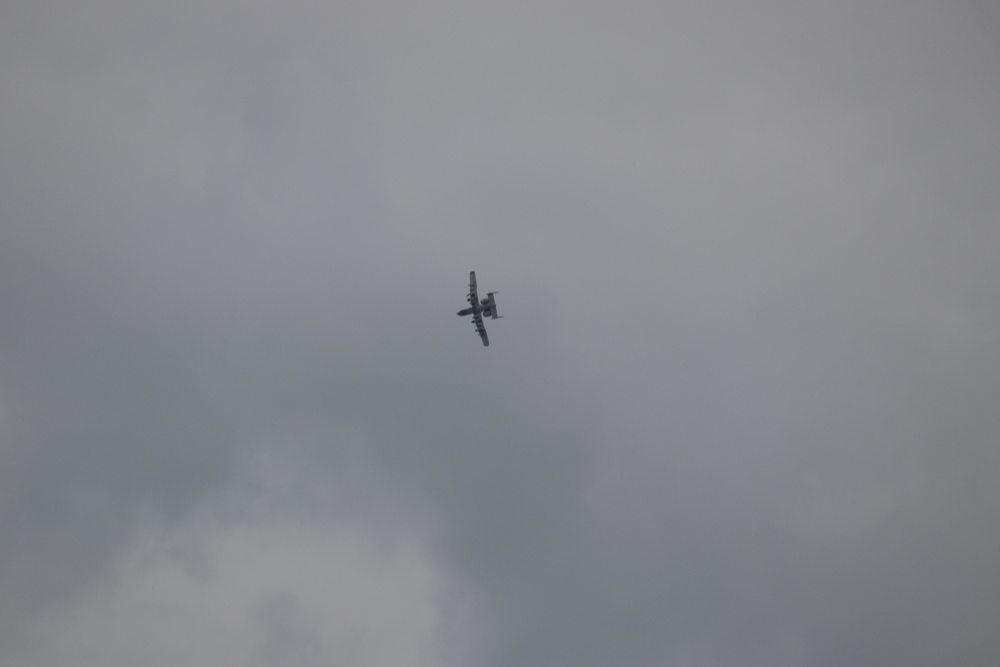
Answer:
top-left (2, 1), bottom-right (999, 666)
top-left (23, 461), bottom-right (439, 667)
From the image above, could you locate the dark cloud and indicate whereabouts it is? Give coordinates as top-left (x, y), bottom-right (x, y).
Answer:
top-left (2, 1), bottom-right (999, 666)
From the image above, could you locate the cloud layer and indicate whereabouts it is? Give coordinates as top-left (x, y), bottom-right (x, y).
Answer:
top-left (2, 1), bottom-right (999, 665)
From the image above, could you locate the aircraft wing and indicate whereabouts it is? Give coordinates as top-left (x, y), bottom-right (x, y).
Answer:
top-left (468, 271), bottom-right (479, 306)
top-left (472, 310), bottom-right (489, 346)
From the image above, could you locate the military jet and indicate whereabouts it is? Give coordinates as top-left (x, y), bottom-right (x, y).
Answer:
top-left (456, 271), bottom-right (501, 346)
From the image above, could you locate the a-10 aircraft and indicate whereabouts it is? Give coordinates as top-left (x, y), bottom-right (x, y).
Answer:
top-left (456, 271), bottom-right (501, 346)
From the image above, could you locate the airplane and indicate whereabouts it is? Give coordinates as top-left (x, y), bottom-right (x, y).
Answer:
top-left (456, 271), bottom-right (501, 346)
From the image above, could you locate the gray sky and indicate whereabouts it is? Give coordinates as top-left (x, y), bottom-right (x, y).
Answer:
top-left (2, 1), bottom-right (999, 665)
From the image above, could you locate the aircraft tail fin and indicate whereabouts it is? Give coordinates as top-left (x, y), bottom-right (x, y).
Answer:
top-left (486, 292), bottom-right (500, 319)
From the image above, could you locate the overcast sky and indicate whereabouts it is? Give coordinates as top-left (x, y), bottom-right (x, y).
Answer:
top-left (2, 1), bottom-right (999, 666)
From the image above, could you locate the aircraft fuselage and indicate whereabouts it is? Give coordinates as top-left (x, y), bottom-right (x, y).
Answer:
top-left (456, 299), bottom-right (491, 317)
top-left (457, 297), bottom-right (494, 318)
